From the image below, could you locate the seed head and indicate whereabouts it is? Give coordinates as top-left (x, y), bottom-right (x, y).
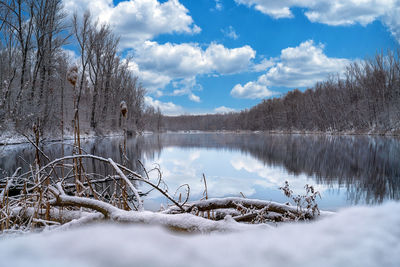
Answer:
top-left (120, 100), bottom-right (128, 118)
top-left (67, 66), bottom-right (78, 87)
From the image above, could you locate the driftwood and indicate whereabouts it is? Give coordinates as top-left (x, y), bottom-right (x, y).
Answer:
top-left (177, 197), bottom-right (306, 217)
top-left (162, 197), bottom-right (308, 222)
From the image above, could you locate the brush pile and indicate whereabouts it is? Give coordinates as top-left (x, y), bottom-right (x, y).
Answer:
top-left (0, 153), bottom-right (321, 233)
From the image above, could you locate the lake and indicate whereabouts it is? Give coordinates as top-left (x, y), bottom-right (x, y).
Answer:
top-left (1, 132), bottom-right (399, 211)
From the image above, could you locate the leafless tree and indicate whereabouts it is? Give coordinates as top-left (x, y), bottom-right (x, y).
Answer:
top-left (163, 50), bottom-right (400, 135)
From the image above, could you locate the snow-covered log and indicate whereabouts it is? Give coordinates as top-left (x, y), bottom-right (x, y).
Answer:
top-left (163, 197), bottom-right (312, 219)
top-left (44, 184), bottom-right (268, 232)
top-left (10, 206), bottom-right (99, 224)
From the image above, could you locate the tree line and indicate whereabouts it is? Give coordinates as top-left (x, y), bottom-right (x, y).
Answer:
top-left (163, 50), bottom-right (400, 134)
top-left (0, 0), bottom-right (161, 138)
top-left (1, 1), bottom-right (398, 136)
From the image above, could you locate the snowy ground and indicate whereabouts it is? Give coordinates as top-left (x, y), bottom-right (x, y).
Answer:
top-left (0, 130), bottom-right (125, 146)
top-left (1, 202), bottom-right (399, 267)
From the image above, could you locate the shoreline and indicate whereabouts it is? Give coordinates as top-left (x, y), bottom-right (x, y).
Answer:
top-left (0, 131), bottom-right (124, 146)
top-left (164, 129), bottom-right (400, 138)
top-left (1, 128), bottom-right (399, 146)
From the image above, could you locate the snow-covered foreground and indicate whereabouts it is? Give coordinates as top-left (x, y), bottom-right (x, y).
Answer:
top-left (1, 202), bottom-right (399, 267)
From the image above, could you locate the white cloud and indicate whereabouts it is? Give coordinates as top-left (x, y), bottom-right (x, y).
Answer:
top-left (189, 93), bottom-right (201, 103)
top-left (215, 0), bottom-right (223, 11)
top-left (222, 26), bottom-right (239, 40)
top-left (214, 106), bottom-right (236, 113)
top-left (63, 0), bottom-right (112, 19)
top-left (302, 0), bottom-right (395, 26)
top-left (381, 4), bottom-right (400, 42)
top-left (61, 48), bottom-right (79, 65)
top-left (231, 77), bottom-right (278, 99)
top-left (134, 41), bottom-right (255, 77)
top-left (132, 41), bottom-right (256, 97)
top-left (144, 96), bottom-right (183, 115)
top-left (63, 0), bottom-right (200, 46)
top-left (234, 0), bottom-right (400, 42)
top-left (252, 58), bottom-right (275, 72)
top-left (63, 0), bottom-right (258, 104)
top-left (204, 43), bottom-right (256, 74)
top-left (266, 40), bottom-right (350, 87)
top-left (128, 61), bottom-right (172, 93)
top-left (231, 40), bottom-right (351, 99)
top-left (234, 0), bottom-right (294, 19)
top-left (171, 77), bottom-right (202, 102)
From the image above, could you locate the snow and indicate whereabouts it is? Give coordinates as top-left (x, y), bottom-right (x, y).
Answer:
top-left (0, 131), bottom-right (27, 145)
top-left (0, 130), bottom-right (123, 146)
top-left (1, 202), bottom-right (399, 267)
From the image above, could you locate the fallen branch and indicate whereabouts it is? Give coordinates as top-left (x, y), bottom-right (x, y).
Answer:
top-left (1, 152), bottom-right (326, 233)
top-left (48, 184), bottom-right (118, 218)
top-left (163, 197), bottom-right (310, 219)
top-left (108, 158), bottom-right (143, 211)
top-left (0, 167), bottom-right (21, 201)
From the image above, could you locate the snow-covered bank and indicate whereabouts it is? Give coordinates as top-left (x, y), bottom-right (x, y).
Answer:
top-left (0, 130), bottom-right (124, 146)
top-left (166, 129), bottom-right (400, 136)
top-left (2, 129), bottom-right (399, 146)
top-left (1, 202), bottom-right (399, 267)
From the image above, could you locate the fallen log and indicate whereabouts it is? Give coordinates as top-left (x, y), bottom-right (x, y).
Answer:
top-left (163, 197), bottom-right (312, 219)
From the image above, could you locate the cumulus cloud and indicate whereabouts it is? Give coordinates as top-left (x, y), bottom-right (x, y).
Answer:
top-left (131, 41), bottom-right (255, 97)
top-left (222, 26), bottom-right (239, 40)
top-left (231, 40), bottom-right (351, 99)
top-left (266, 40), bottom-right (350, 87)
top-left (234, 0), bottom-right (400, 42)
top-left (171, 77), bottom-right (202, 99)
top-left (61, 48), bottom-right (79, 65)
top-left (63, 0), bottom-right (258, 104)
top-left (234, 0), bottom-right (294, 19)
top-left (134, 41), bottom-right (255, 77)
top-left (252, 58), bottom-right (275, 72)
top-left (231, 77), bottom-right (277, 99)
top-left (144, 96), bottom-right (183, 115)
top-left (214, 106), bottom-right (236, 113)
top-left (128, 61), bottom-right (172, 92)
top-left (189, 93), bottom-right (201, 103)
top-left (381, 4), bottom-right (400, 42)
top-left (63, 0), bottom-right (200, 46)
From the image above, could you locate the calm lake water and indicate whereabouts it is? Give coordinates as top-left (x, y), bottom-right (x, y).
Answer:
top-left (1, 132), bottom-right (399, 211)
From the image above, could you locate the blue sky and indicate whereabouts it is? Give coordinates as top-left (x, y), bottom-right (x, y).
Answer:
top-left (63, 0), bottom-right (400, 115)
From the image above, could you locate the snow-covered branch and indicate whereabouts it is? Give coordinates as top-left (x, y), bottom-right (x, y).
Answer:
top-left (1, 154), bottom-right (324, 233)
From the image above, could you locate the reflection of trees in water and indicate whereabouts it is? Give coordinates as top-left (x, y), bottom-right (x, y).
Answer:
top-left (1, 133), bottom-right (399, 204)
top-left (0, 137), bottom-right (152, 200)
top-left (139, 133), bottom-right (400, 204)
top-left (0, 137), bottom-right (149, 199)
top-left (1, 137), bottom-right (145, 176)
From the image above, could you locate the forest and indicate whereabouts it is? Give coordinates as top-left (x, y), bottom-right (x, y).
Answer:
top-left (1, 1), bottom-right (400, 137)
top-left (0, 0), bottom-right (163, 139)
top-left (164, 51), bottom-right (400, 134)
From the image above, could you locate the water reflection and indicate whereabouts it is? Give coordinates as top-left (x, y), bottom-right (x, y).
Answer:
top-left (1, 133), bottom-right (399, 210)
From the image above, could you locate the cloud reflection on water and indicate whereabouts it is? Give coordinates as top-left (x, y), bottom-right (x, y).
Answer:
top-left (142, 147), bottom-right (328, 209)
top-left (1, 133), bottom-right (399, 211)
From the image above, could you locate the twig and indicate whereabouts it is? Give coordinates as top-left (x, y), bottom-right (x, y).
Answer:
top-left (21, 133), bottom-right (50, 162)
top-left (108, 158), bottom-right (143, 211)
